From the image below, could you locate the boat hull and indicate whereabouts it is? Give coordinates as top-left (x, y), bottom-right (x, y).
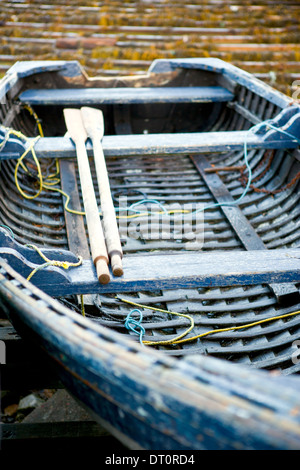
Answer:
top-left (1, 260), bottom-right (300, 450)
top-left (0, 58), bottom-right (300, 449)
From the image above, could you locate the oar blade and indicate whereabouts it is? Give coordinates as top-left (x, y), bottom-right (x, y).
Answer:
top-left (81, 106), bottom-right (104, 140)
top-left (63, 108), bottom-right (87, 143)
top-left (63, 107), bottom-right (110, 285)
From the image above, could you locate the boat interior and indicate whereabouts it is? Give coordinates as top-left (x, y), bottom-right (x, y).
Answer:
top-left (0, 61), bottom-right (300, 372)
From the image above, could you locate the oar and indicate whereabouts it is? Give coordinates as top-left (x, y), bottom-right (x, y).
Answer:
top-left (63, 108), bottom-right (110, 285)
top-left (81, 106), bottom-right (123, 277)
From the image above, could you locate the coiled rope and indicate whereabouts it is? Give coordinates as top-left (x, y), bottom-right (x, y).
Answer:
top-left (124, 308), bottom-right (145, 346)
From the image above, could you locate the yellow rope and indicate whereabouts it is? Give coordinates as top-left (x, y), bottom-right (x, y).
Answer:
top-left (173, 309), bottom-right (300, 345)
top-left (15, 155), bottom-right (199, 218)
top-left (15, 156), bottom-right (84, 215)
top-left (14, 135), bottom-right (43, 199)
top-left (42, 183), bottom-right (85, 215)
top-left (0, 110), bottom-right (58, 203)
top-left (116, 208), bottom-right (193, 220)
top-left (6, 120), bottom-right (200, 219)
top-left (117, 297), bottom-right (300, 347)
top-left (46, 158), bottom-right (60, 182)
top-left (25, 243), bottom-right (83, 281)
top-left (0, 127), bottom-right (44, 200)
top-left (22, 104), bottom-right (44, 138)
top-left (6, 124), bottom-right (86, 215)
top-left (80, 294), bottom-right (85, 317)
top-left (1, 121), bottom-right (86, 316)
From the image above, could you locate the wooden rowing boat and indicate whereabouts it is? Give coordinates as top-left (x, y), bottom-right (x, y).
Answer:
top-left (0, 58), bottom-right (300, 449)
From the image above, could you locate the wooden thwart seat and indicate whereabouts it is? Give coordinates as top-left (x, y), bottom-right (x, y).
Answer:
top-left (0, 130), bottom-right (298, 162)
top-left (19, 86), bottom-right (234, 105)
top-left (1, 247), bottom-right (299, 297)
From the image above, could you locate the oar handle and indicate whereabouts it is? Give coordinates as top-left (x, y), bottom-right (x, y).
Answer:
top-left (63, 109), bottom-right (110, 284)
top-left (92, 138), bottom-right (123, 276)
top-left (81, 107), bottom-right (123, 277)
top-left (74, 139), bottom-right (111, 284)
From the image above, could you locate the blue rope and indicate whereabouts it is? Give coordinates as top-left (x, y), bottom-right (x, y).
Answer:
top-left (124, 309), bottom-right (145, 346)
top-left (250, 119), bottom-right (300, 145)
top-left (129, 199), bottom-right (169, 215)
top-left (114, 118), bottom-right (300, 219)
top-left (115, 198), bottom-right (169, 215)
top-left (113, 136), bottom-right (252, 217)
top-left (191, 119), bottom-right (299, 214)
top-left (0, 224), bottom-right (14, 238)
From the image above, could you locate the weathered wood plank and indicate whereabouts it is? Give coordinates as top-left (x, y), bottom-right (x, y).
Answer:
top-left (19, 86), bottom-right (234, 105)
top-left (33, 131), bottom-right (300, 158)
top-left (191, 154), bottom-right (300, 303)
top-left (1, 130), bottom-right (298, 162)
top-left (59, 159), bottom-right (96, 305)
top-left (59, 160), bottom-right (90, 259)
top-left (149, 58), bottom-right (294, 109)
top-left (3, 249), bottom-right (299, 296)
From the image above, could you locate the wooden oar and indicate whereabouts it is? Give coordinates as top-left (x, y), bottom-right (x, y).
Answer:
top-left (81, 106), bottom-right (123, 277)
top-left (63, 108), bottom-right (110, 285)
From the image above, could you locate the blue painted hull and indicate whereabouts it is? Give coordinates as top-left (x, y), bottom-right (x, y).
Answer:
top-left (1, 260), bottom-right (300, 450)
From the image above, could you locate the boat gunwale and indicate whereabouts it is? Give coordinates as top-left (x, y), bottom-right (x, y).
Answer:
top-left (1, 257), bottom-right (300, 451)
